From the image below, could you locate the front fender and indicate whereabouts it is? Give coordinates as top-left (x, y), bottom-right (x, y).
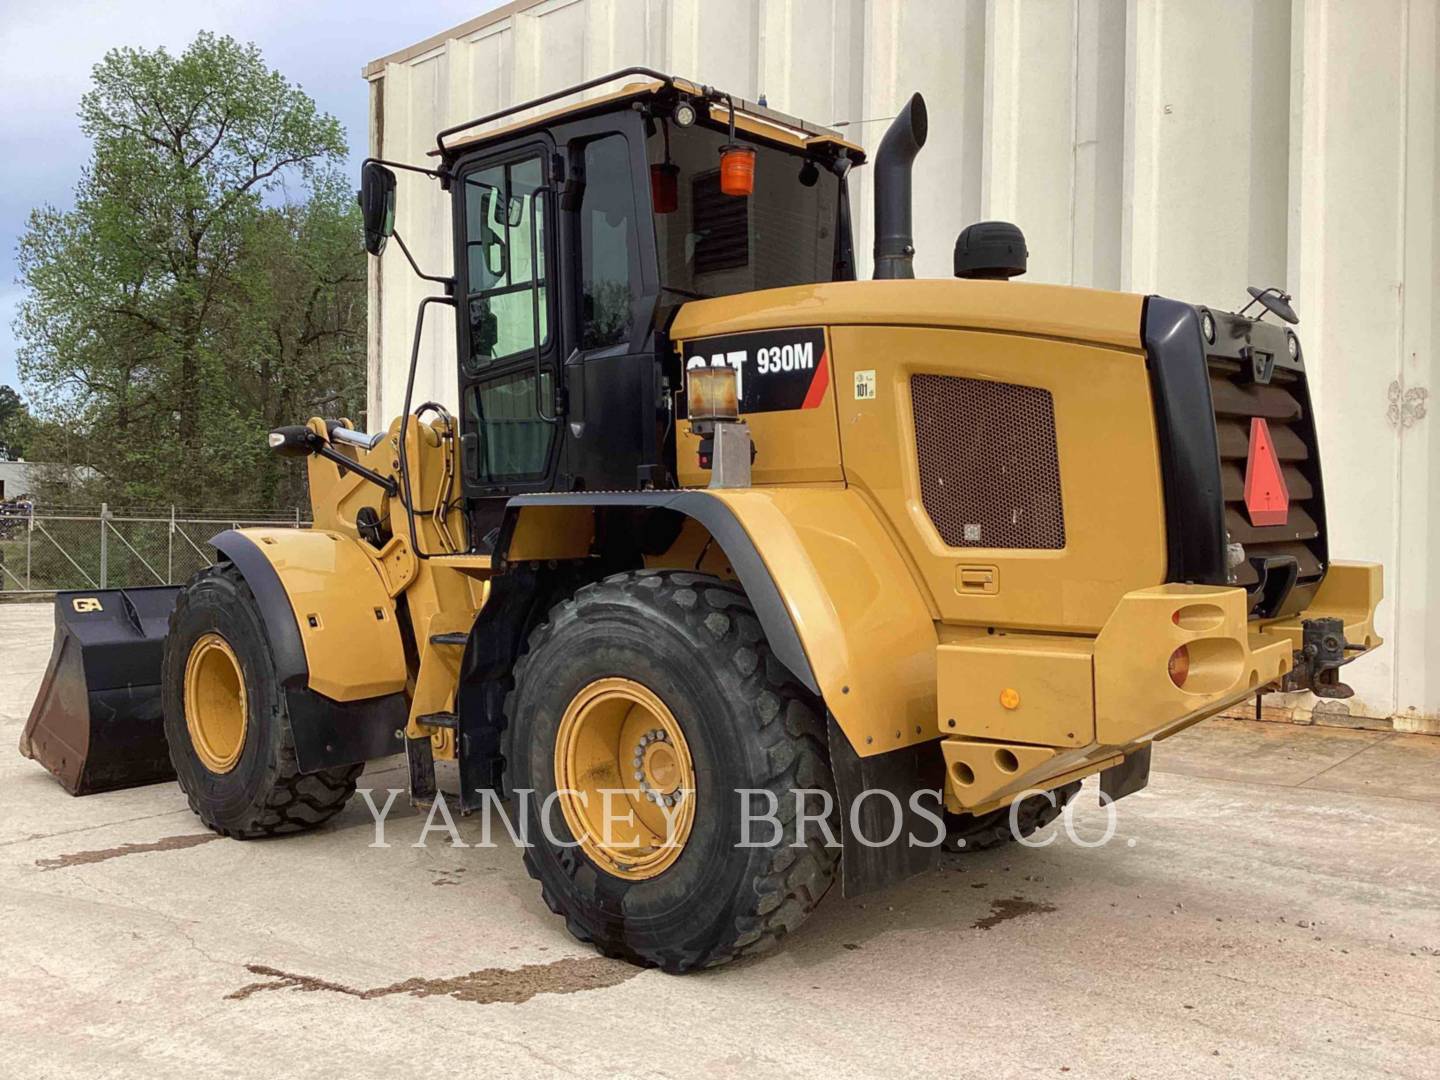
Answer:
top-left (209, 529), bottom-right (408, 773)
top-left (210, 529), bottom-right (407, 702)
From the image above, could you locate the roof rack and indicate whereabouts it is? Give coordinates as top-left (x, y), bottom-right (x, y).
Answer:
top-left (433, 66), bottom-right (851, 156)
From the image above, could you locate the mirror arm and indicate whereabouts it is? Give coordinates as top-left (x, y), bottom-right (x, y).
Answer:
top-left (391, 229), bottom-right (455, 293)
top-left (361, 155), bottom-right (446, 182)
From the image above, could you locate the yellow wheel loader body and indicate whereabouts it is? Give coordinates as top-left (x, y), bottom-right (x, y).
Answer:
top-left (19, 67), bottom-right (1384, 973)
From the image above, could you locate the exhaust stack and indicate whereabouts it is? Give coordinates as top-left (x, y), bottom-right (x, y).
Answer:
top-left (872, 92), bottom-right (928, 280)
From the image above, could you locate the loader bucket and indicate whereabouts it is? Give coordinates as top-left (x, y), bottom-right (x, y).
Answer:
top-left (19, 586), bottom-right (182, 795)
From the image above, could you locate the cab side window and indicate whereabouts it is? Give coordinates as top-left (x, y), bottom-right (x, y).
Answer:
top-left (578, 134), bottom-right (639, 350)
top-left (463, 156), bottom-right (548, 371)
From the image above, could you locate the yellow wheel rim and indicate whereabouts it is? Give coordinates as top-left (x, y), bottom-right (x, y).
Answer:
top-left (554, 678), bottom-right (696, 881)
top-left (184, 633), bottom-right (248, 774)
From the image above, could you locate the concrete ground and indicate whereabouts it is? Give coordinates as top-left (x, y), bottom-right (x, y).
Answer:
top-left (1, 601), bottom-right (1437, 1079)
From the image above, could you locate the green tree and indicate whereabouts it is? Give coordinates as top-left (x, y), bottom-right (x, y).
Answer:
top-left (14, 32), bottom-right (359, 509)
top-left (223, 175), bottom-right (369, 508)
top-left (0, 386), bottom-right (30, 461)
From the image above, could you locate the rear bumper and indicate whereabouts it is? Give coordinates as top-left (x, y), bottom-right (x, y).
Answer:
top-left (936, 561), bottom-right (1383, 813)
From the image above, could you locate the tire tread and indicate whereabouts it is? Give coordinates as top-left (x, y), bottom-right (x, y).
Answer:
top-left (504, 569), bottom-right (840, 971)
top-left (166, 562), bottom-right (361, 840)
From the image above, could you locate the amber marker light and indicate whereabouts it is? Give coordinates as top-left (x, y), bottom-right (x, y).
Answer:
top-left (687, 365), bottom-right (739, 422)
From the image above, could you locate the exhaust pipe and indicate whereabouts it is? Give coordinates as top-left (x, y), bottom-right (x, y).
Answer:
top-left (872, 92), bottom-right (928, 280)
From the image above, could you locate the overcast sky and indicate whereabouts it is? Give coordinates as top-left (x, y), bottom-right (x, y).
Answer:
top-left (0, 0), bottom-right (508, 400)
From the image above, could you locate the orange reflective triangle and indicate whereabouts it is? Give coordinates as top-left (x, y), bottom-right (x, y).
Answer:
top-left (1244, 417), bottom-right (1290, 527)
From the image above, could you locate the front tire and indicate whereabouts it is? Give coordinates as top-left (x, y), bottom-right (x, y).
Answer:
top-left (162, 562), bottom-right (361, 838)
top-left (503, 570), bottom-right (839, 972)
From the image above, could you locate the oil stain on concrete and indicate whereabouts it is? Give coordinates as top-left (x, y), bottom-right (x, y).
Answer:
top-left (227, 956), bottom-right (638, 1006)
top-left (971, 896), bottom-right (1057, 930)
top-left (35, 832), bottom-right (221, 871)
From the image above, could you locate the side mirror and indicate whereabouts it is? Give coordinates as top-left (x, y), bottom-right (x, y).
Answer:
top-left (506, 194), bottom-right (525, 228)
top-left (359, 162), bottom-right (397, 256)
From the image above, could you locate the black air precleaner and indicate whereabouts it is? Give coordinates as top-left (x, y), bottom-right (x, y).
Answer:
top-left (954, 221), bottom-right (1028, 280)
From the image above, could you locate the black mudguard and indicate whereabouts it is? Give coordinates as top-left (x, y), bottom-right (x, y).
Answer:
top-left (827, 714), bottom-right (947, 897)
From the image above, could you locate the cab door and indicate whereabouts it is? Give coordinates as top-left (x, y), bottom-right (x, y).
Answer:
top-left (554, 123), bottom-right (663, 490)
top-left (455, 141), bottom-right (561, 500)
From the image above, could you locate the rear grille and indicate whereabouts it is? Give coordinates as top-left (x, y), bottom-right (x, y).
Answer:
top-left (911, 374), bottom-right (1065, 549)
top-left (1207, 359), bottom-right (1327, 611)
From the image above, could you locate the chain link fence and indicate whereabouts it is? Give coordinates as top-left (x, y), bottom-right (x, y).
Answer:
top-left (0, 505), bottom-right (308, 595)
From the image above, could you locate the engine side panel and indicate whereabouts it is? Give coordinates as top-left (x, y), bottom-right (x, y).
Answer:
top-left (831, 324), bottom-right (1167, 632)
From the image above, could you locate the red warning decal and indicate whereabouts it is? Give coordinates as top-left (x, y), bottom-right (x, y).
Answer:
top-left (1244, 417), bottom-right (1290, 527)
top-left (801, 350), bottom-right (830, 409)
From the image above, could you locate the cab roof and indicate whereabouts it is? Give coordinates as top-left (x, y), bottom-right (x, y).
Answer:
top-left (429, 68), bottom-right (867, 164)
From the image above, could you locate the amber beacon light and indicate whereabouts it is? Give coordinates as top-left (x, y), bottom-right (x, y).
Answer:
top-left (686, 365), bottom-right (740, 421)
top-left (720, 144), bottom-right (756, 196)
top-left (717, 94), bottom-right (755, 196)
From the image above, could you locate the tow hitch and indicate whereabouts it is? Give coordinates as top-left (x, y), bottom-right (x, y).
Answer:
top-left (1280, 616), bottom-right (1365, 699)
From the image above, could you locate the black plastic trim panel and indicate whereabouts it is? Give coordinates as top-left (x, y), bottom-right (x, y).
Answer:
top-left (1141, 297), bottom-right (1228, 585)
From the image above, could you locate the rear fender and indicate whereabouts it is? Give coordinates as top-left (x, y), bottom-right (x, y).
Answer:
top-left (490, 489), bottom-right (939, 756)
top-left (478, 490), bottom-right (942, 890)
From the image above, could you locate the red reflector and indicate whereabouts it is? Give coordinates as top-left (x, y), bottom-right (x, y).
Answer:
top-left (1244, 417), bottom-right (1290, 527)
top-left (1168, 645), bottom-right (1191, 688)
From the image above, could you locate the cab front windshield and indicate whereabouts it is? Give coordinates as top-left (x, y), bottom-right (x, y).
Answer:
top-left (645, 121), bottom-right (844, 303)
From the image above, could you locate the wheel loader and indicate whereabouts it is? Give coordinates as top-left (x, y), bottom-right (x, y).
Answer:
top-left (21, 69), bottom-right (1383, 972)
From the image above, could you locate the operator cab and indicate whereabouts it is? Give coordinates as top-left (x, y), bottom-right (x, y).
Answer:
top-left (363, 71), bottom-right (864, 549)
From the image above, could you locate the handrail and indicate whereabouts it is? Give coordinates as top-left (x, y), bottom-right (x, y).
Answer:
top-left (436, 66), bottom-right (673, 155)
top-left (527, 185), bottom-right (559, 424)
top-left (433, 66), bottom-right (853, 158)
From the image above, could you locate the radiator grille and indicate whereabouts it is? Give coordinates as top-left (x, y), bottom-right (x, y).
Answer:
top-left (1208, 360), bottom-right (1326, 608)
top-left (911, 374), bottom-right (1065, 549)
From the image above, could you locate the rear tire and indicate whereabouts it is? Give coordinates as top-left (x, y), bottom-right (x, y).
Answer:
top-left (162, 562), bottom-right (361, 839)
top-left (943, 781), bottom-right (1081, 853)
top-left (503, 570), bottom-right (839, 972)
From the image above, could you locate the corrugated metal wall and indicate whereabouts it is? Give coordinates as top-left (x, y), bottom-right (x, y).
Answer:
top-left (366, 0), bottom-right (1439, 731)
